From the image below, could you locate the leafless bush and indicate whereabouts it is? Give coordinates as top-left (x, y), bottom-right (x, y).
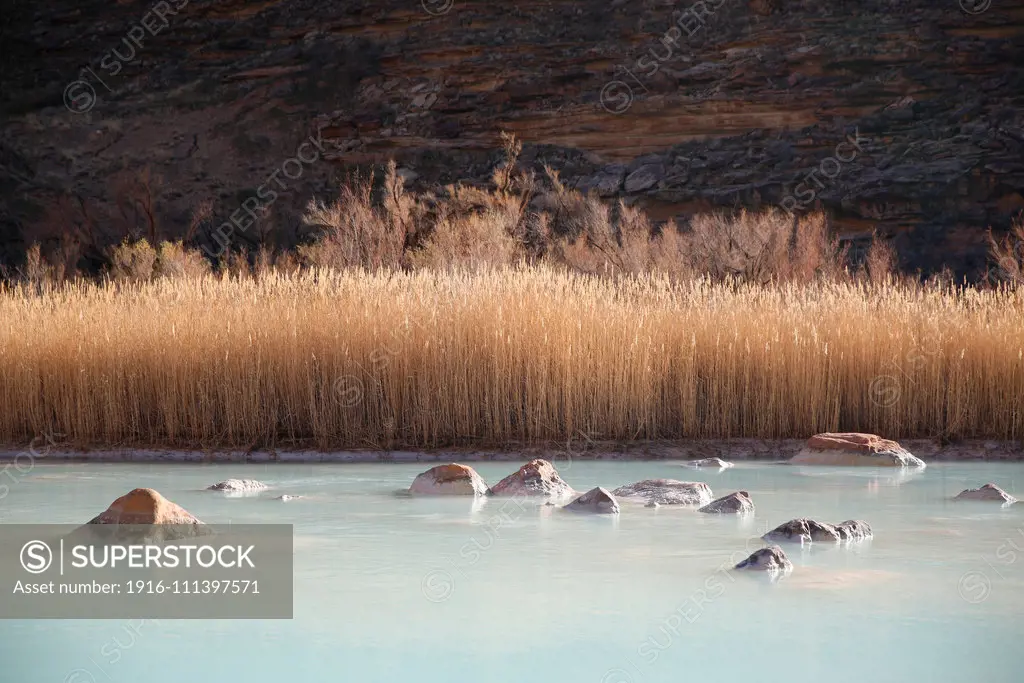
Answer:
top-left (108, 239), bottom-right (157, 282)
top-left (299, 162), bottom-right (410, 270)
top-left (988, 216), bottom-right (1024, 285)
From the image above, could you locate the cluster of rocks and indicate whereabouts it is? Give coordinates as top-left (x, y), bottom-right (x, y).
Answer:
top-left (75, 431), bottom-right (1018, 583)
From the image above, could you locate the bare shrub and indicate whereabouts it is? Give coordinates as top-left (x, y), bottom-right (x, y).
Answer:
top-left (863, 231), bottom-right (898, 283)
top-left (408, 209), bottom-right (520, 270)
top-left (154, 241), bottom-right (211, 279)
top-left (988, 215), bottom-right (1024, 285)
top-left (108, 239), bottom-right (157, 282)
top-left (299, 162), bottom-right (409, 270)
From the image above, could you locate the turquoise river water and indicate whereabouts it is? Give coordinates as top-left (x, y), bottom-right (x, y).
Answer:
top-left (1, 459), bottom-right (1023, 682)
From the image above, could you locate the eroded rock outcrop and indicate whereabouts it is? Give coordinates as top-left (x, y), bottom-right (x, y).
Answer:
top-left (954, 483), bottom-right (1017, 504)
top-left (409, 463), bottom-right (490, 496)
top-left (563, 486), bottom-right (620, 514)
top-left (735, 546), bottom-right (793, 574)
top-left (699, 491), bottom-right (754, 514)
top-left (791, 433), bottom-right (925, 468)
top-left (490, 459), bottom-right (575, 498)
top-left (612, 479), bottom-right (713, 506)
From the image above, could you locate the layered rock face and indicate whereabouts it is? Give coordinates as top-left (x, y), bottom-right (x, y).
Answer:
top-left (2, 1), bottom-right (1022, 276)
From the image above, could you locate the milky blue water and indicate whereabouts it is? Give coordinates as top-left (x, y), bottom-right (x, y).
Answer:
top-left (1, 459), bottom-right (1023, 683)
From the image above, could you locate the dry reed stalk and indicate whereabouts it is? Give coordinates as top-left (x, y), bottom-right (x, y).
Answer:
top-left (0, 268), bottom-right (1021, 449)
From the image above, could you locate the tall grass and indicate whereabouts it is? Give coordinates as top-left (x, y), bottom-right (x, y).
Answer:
top-left (1, 268), bottom-right (1021, 449)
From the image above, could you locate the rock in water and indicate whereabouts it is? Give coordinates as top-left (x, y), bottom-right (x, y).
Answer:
top-left (275, 495), bottom-right (302, 501)
top-left (612, 479), bottom-right (713, 506)
top-left (763, 518), bottom-right (843, 544)
top-left (954, 483), bottom-right (1017, 504)
top-left (699, 491), bottom-right (754, 514)
top-left (89, 488), bottom-right (203, 525)
top-left (790, 433), bottom-right (925, 468)
top-left (685, 457), bottom-right (734, 469)
top-left (735, 546), bottom-right (793, 574)
top-left (490, 459), bottom-right (575, 498)
top-left (409, 463), bottom-right (490, 496)
top-left (834, 520), bottom-right (873, 541)
top-left (563, 487), bottom-right (620, 514)
top-left (86, 488), bottom-right (207, 542)
top-left (207, 479), bottom-right (269, 492)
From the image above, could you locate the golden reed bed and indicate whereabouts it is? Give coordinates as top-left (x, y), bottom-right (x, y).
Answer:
top-left (1, 268), bottom-right (1022, 449)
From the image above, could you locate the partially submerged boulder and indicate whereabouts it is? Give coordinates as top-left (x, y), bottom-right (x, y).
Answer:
top-left (763, 518), bottom-right (843, 544)
top-left (835, 520), bottom-right (873, 541)
top-left (954, 483), bottom-right (1017, 504)
top-left (274, 494), bottom-right (303, 501)
top-left (89, 488), bottom-right (203, 525)
top-left (86, 488), bottom-right (207, 541)
top-left (699, 491), bottom-right (754, 514)
top-left (612, 479), bottom-right (713, 506)
top-left (208, 479), bottom-right (269, 493)
top-left (790, 433), bottom-right (925, 468)
top-left (735, 546), bottom-right (793, 574)
top-left (490, 459), bottom-right (575, 498)
top-left (409, 463), bottom-right (490, 496)
top-left (563, 487), bottom-right (620, 514)
top-left (685, 457), bottom-right (734, 469)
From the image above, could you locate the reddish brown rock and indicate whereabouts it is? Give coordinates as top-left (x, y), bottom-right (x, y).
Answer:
top-left (410, 463), bottom-right (489, 496)
top-left (791, 433), bottom-right (925, 468)
top-left (490, 459), bottom-right (575, 498)
top-left (88, 488), bottom-right (203, 525)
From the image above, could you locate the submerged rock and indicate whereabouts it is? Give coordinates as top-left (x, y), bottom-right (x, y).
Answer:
top-left (208, 479), bottom-right (269, 492)
top-left (954, 483), bottom-right (1017, 504)
top-left (409, 463), bottom-right (489, 496)
top-left (274, 494), bottom-right (303, 501)
top-left (699, 491), bottom-right (754, 514)
top-left (490, 459), bottom-right (575, 498)
top-left (763, 518), bottom-right (843, 544)
top-left (735, 546), bottom-right (793, 574)
top-left (685, 457), bottom-right (734, 469)
top-left (790, 433), bottom-right (925, 468)
top-left (835, 520), bottom-right (873, 541)
top-left (563, 487), bottom-right (620, 514)
top-left (612, 479), bottom-right (713, 506)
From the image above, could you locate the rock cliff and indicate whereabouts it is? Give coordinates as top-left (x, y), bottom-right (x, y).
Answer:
top-left (2, 0), bottom-right (1022, 276)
